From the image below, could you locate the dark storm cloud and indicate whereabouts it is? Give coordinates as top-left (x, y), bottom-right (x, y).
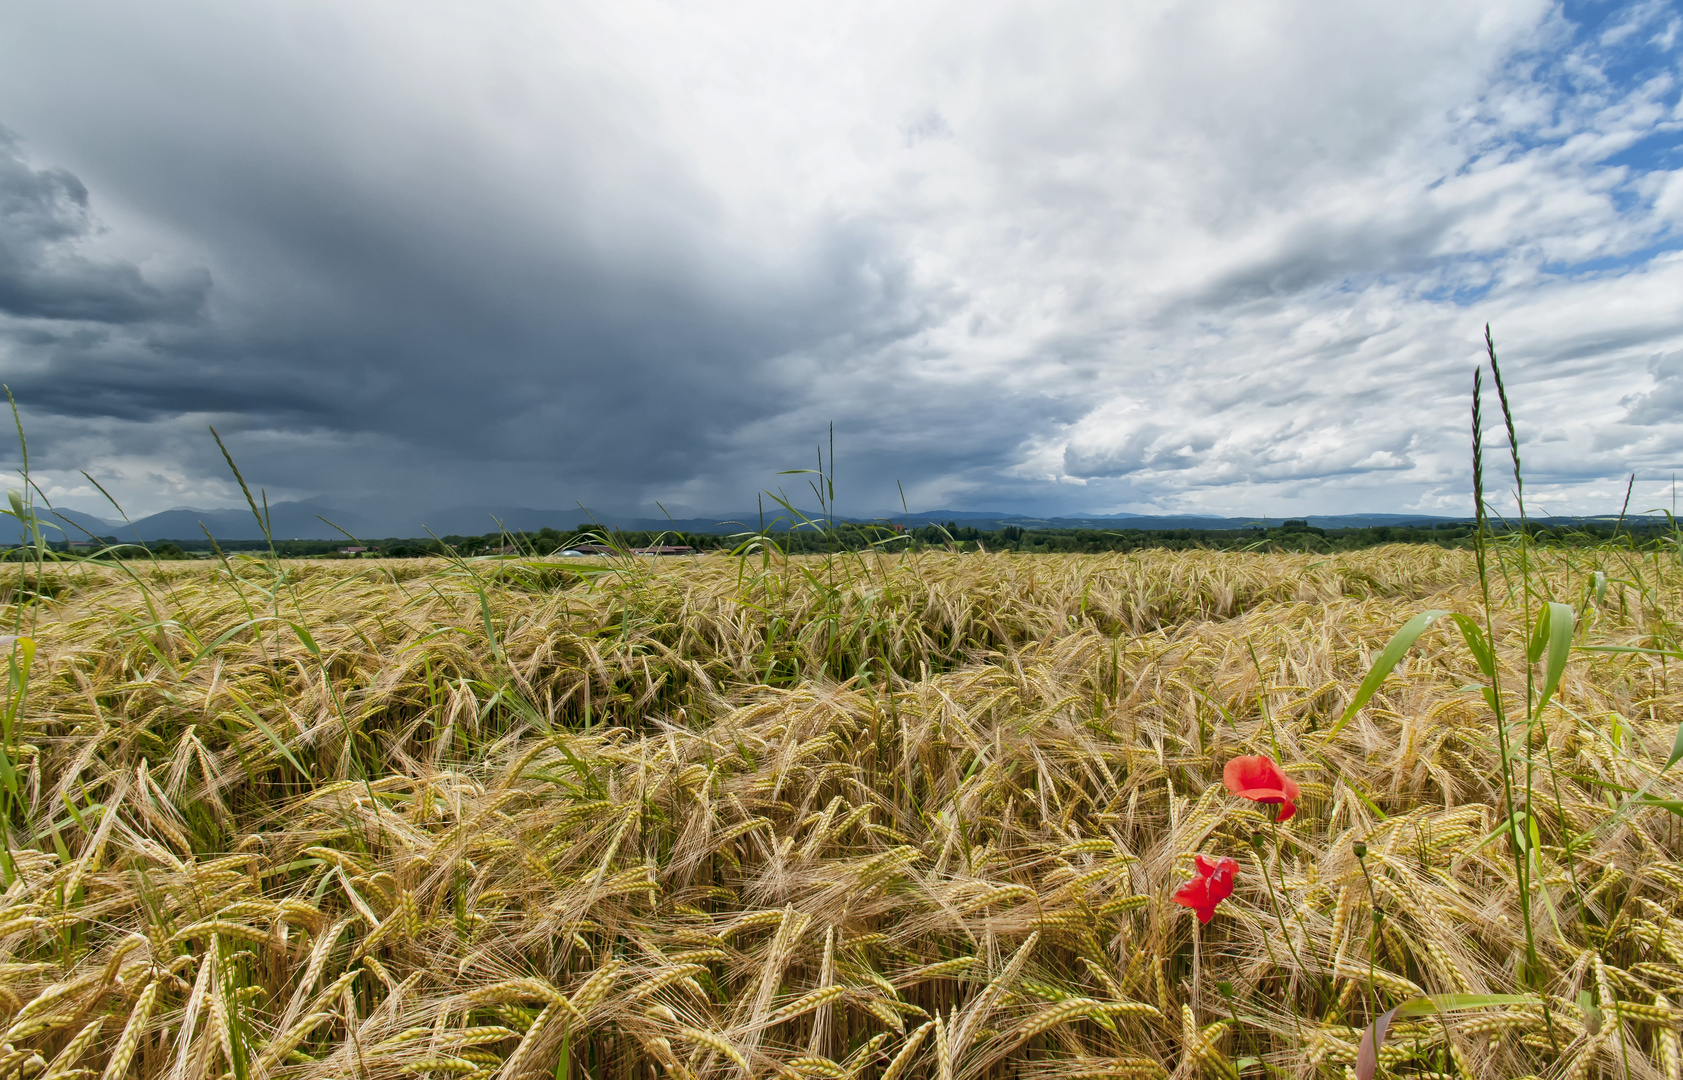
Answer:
top-left (0, 133), bottom-right (207, 323)
top-left (0, 120), bottom-right (923, 513)
top-left (0, 1), bottom-right (962, 519)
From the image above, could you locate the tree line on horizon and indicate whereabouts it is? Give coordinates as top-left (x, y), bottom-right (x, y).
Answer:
top-left (13, 515), bottom-right (1676, 559)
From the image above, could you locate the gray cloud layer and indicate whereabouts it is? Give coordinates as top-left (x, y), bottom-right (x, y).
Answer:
top-left (0, 133), bottom-right (207, 324)
top-left (0, 0), bottom-right (1680, 522)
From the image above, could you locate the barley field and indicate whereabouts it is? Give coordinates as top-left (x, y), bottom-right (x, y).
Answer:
top-left (2, 544), bottom-right (1681, 1080)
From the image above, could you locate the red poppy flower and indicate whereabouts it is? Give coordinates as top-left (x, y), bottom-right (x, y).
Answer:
top-left (1223, 755), bottom-right (1301, 823)
top-left (1173, 855), bottom-right (1238, 923)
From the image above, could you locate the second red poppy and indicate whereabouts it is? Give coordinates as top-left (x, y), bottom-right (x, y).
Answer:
top-left (1172, 854), bottom-right (1238, 923)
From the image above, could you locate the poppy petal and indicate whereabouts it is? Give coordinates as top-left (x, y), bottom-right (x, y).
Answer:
top-left (1224, 754), bottom-right (1286, 796)
top-left (1224, 755), bottom-right (1300, 822)
top-left (1173, 878), bottom-right (1210, 912)
top-left (1174, 855), bottom-right (1238, 923)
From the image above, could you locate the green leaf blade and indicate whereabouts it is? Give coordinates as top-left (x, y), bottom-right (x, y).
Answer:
top-left (1534, 601), bottom-right (1575, 716)
top-left (1327, 610), bottom-right (1450, 738)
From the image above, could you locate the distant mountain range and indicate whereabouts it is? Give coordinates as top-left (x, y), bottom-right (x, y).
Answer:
top-left (46, 502), bottom-right (382, 543)
top-left (34, 500), bottom-right (1485, 543)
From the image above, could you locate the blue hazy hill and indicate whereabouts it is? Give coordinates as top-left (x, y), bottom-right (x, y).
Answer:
top-left (42, 503), bottom-right (1475, 542)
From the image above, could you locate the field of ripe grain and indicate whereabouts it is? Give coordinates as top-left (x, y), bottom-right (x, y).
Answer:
top-left (2, 547), bottom-right (1681, 1080)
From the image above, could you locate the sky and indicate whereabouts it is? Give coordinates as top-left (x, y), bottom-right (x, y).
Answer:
top-left (1, 0), bottom-right (1681, 524)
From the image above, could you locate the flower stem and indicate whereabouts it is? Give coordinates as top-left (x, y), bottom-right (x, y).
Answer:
top-left (1255, 825), bottom-right (1311, 1033)
top-left (1356, 848), bottom-right (1380, 1019)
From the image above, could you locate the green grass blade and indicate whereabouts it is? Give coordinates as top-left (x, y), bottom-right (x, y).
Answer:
top-left (1395, 993), bottom-right (1540, 1017)
top-left (1326, 610), bottom-right (1449, 737)
top-left (1577, 644), bottom-right (1683, 659)
top-left (3, 636), bottom-right (35, 724)
top-left (1361, 989), bottom-right (1547, 1078)
top-left (1534, 601), bottom-right (1574, 716)
top-left (187, 616), bottom-right (283, 668)
top-left (1449, 613), bottom-right (1495, 680)
top-left (286, 620), bottom-right (322, 659)
top-left (230, 700), bottom-right (311, 782)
